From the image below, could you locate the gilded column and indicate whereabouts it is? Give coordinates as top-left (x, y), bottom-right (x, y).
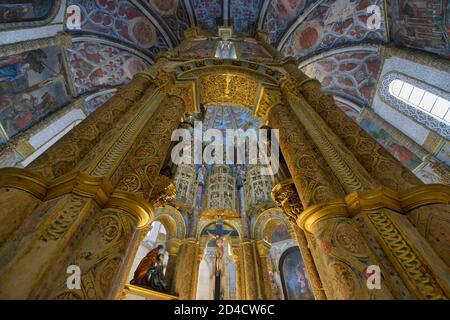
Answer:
top-left (272, 180), bottom-right (326, 300)
top-left (165, 238), bottom-right (181, 293)
top-left (240, 241), bottom-right (258, 300)
top-left (289, 227), bottom-right (327, 299)
top-left (272, 179), bottom-right (394, 299)
top-left (116, 94), bottom-right (186, 201)
top-left (27, 73), bottom-right (153, 179)
top-left (281, 80), bottom-right (376, 194)
top-left (232, 247), bottom-right (244, 299)
top-left (282, 59), bottom-right (422, 192)
top-left (267, 103), bottom-right (342, 208)
top-left (345, 187), bottom-right (450, 299)
top-left (407, 204), bottom-right (450, 267)
top-left (256, 240), bottom-right (275, 299)
top-left (0, 181), bottom-right (110, 299)
top-left (173, 238), bottom-right (199, 299)
top-left (34, 204), bottom-right (149, 300)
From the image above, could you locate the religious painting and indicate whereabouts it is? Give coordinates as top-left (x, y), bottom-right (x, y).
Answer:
top-left (66, 41), bottom-right (150, 95)
top-left (238, 41), bottom-right (272, 60)
top-left (282, 0), bottom-right (386, 59)
top-left (0, 0), bottom-right (54, 24)
top-left (0, 46), bottom-right (71, 141)
top-left (390, 0), bottom-right (450, 57)
top-left (280, 247), bottom-right (314, 300)
top-left (270, 223), bottom-right (291, 243)
top-left (68, 0), bottom-right (169, 57)
top-left (360, 118), bottom-right (422, 170)
top-left (415, 163), bottom-right (443, 184)
top-left (179, 40), bottom-right (216, 58)
top-left (264, 0), bottom-right (310, 44)
top-left (435, 142), bottom-right (450, 167)
top-left (302, 50), bottom-right (382, 106)
top-left (1, 80), bottom-right (70, 140)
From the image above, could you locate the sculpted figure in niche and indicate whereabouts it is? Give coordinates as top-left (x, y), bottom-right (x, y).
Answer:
top-left (130, 244), bottom-right (164, 288)
top-left (148, 254), bottom-right (168, 293)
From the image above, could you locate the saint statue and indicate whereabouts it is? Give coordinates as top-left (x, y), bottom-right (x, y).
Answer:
top-left (130, 244), bottom-right (163, 287)
top-left (148, 254), bottom-right (168, 293)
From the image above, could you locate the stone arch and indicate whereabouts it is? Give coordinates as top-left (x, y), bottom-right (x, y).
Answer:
top-left (252, 207), bottom-right (293, 241)
top-left (379, 71), bottom-right (450, 139)
top-left (151, 205), bottom-right (186, 240)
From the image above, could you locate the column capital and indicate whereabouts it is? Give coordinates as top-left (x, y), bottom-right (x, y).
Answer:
top-left (166, 238), bottom-right (182, 255)
top-left (231, 247), bottom-right (240, 261)
top-left (255, 30), bottom-right (268, 42)
top-left (147, 175), bottom-right (176, 208)
top-left (271, 179), bottom-right (303, 223)
top-left (256, 240), bottom-right (271, 257)
top-left (184, 27), bottom-right (199, 40)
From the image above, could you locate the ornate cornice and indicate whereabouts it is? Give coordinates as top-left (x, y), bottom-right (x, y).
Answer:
top-left (123, 284), bottom-right (178, 300)
top-left (0, 168), bottom-right (113, 206)
top-left (272, 180), bottom-right (450, 233)
top-left (0, 32), bottom-right (72, 58)
top-left (106, 190), bottom-right (153, 229)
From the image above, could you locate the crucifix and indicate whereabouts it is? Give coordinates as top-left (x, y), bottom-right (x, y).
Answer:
top-left (206, 217), bottom-right (238, 300)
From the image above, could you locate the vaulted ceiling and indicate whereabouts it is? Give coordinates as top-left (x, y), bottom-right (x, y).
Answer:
top-left (64, 0), bottom-right (447, 108)
top-left (2, 0), bottom-right (447, 145)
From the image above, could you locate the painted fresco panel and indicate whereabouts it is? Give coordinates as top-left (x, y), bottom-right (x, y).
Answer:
top-left (0, 1), bottom-right (53, 23)
top-left (360, 118), bottom-right (422, 170)
top-left (271, 224), bottom-right (291, 243)
top-left (389, 0), bottom-right (450, 57)
top-left (0, 46), bottom-right (70, 141)
top-left (435, 142), bottom-right (450, 167)
top-left (1, 80), bottom-right (70, 140)
top-left (280, 247), bottom-right (314, 300)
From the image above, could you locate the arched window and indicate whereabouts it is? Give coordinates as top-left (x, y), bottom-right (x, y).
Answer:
top-left (380, 72), bottom-right (450, 139)
top-left (389, 79), bottom-right (450, 123)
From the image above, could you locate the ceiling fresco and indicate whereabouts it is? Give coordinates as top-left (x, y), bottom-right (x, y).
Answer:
top-left (142, 0), bottom-right (191, 44)
top-left (67, 41), bottom-right (150, 95)
top-left (301, 49), bottom-right (382, 106)
top-left (280, 0), bottom-right (386, 60)
top-left (62, 0), bottom-right (446, 102)
top-left (67, 0), bottom-right (170, 56)
top-left (262, 0), bottom-right (311, 45)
